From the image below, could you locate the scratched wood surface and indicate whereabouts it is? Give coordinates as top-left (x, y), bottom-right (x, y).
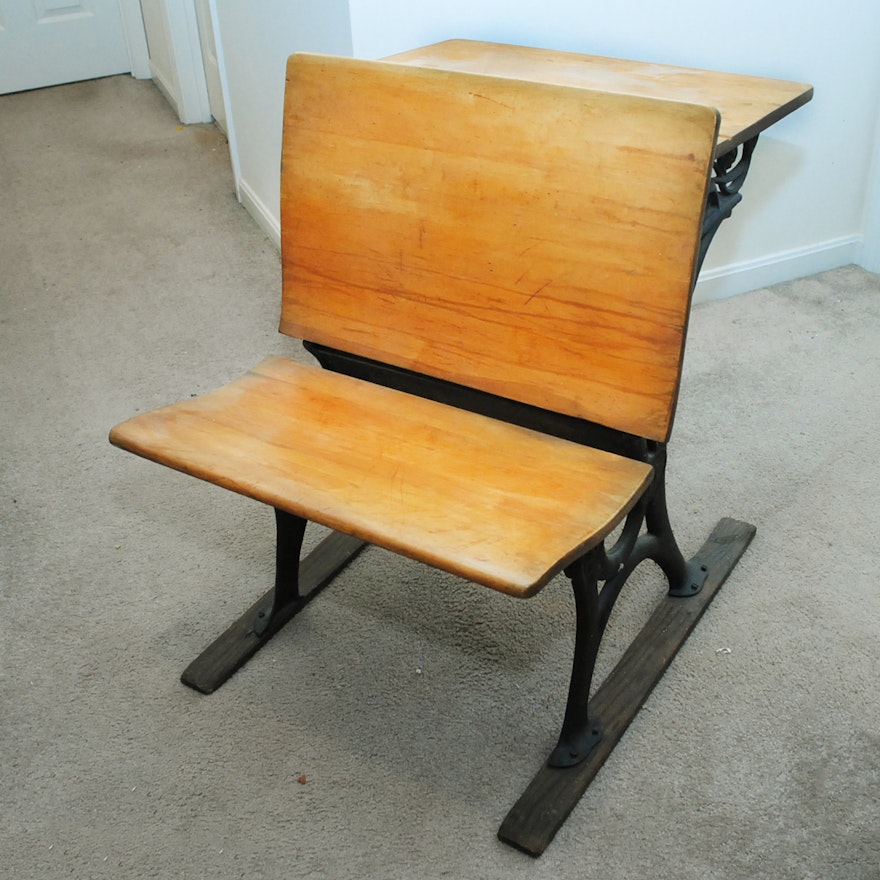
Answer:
top-left (280, 54), bottom-right (719, 442)
top-left (109, 357), bottom-right (653, 596)
top-left (388, 40), bottom-right (813, 156)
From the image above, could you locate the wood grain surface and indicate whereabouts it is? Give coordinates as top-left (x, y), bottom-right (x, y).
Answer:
top-left (280, 54), bottom-right (719, 441)
top-left (387, 40), bottom-right (813, 156)
top-left (109, 357), bottom-right (652, 596)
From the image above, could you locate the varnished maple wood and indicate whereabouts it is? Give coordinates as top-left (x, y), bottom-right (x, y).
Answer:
top-left (280, 54), bottom-right (719, 442)
top-left (387, 40), bottom-right (813, 157)
top-left (109, 357), bottom-right (653, 597)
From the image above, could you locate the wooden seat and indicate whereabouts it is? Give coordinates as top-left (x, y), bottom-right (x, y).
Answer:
top-left (110, 53), bottom-right (756, 856)
top-left (109, 356), bottom-right (652, 596)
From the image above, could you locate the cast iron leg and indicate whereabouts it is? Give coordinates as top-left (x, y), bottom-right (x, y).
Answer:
top-left (180, 508), bottom-right (366, 694)
top-left (639, 442), bottom-right (709, 598)
top-left (550, 549), bottom-right (604, 767)
top-left (253, 509), bottom-right (308, 636)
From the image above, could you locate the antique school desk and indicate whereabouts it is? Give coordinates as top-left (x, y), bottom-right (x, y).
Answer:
top-left (111, 41), bottom-right (812, 857)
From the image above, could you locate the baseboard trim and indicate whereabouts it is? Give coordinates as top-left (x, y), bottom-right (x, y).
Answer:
top-left (694, 235), bottom-right (863, 303)
top-left (238, 178), bottom-right (281, 250)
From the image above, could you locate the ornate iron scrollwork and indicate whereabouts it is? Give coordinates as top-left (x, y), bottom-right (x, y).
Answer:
top-left (549, 440), bottom-right (706, 768)
top-left (698, 134), bottom-right (759, 271)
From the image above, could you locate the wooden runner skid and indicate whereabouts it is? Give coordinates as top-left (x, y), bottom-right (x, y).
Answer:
top-left (108, 52), bottom-right (768, 855)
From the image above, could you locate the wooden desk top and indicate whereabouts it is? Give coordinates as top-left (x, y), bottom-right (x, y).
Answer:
top-left (387, 40), bottom-right (813, 157)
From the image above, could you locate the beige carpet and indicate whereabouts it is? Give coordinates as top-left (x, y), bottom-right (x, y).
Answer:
top-left (2, 74), bottom-right (878, 879)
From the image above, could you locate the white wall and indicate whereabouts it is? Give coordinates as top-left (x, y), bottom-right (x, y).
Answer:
top-left (347, 0), bottom-right (880, 302)
top-left (212, 0), bottom-right (352, 245)
top-left (212, 0), bottom-right (880, 300)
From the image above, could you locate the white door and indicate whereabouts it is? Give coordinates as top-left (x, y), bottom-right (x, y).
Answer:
top-left (0, 0), bottom-right (131, 95)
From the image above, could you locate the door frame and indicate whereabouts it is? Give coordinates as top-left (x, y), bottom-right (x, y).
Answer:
top-left (119, 0), bottom-right (151, 79)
